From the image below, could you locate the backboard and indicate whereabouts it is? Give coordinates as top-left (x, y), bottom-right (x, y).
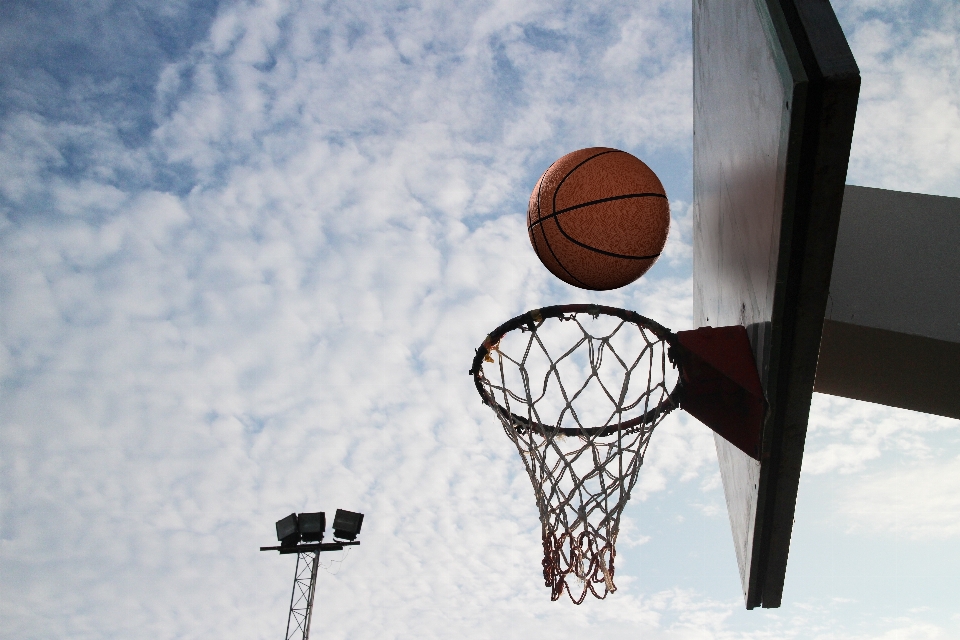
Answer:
top-left (692, 0), bottom-right (860, 608)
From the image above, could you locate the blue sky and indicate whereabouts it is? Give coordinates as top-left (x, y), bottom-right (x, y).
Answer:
top-left (1, 1), bottom-right (959, 638)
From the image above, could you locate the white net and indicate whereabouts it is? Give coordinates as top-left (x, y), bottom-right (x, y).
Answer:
top-left (472, 305), bottom-right (681, 603)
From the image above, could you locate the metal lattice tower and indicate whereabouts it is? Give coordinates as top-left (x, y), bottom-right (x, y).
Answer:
top-left (285, 551), bottom-right (320, 640)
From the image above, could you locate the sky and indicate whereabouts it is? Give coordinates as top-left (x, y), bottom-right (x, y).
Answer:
top-left (1, 0), bottom-right (959, 638)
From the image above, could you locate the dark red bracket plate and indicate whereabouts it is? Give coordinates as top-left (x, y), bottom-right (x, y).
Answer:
top-left (674, 326), bottom-right (767, 460)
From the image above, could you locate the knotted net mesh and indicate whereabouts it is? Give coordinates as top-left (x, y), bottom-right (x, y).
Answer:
top-left (471, 305), bottom-right (681, 603)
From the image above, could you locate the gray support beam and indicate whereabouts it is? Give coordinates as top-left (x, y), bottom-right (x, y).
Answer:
top-left (815, 185), bottom-right (960, 418)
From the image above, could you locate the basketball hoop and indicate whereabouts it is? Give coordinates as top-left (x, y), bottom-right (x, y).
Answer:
top-left (470, 304), bottom-right (684, 603)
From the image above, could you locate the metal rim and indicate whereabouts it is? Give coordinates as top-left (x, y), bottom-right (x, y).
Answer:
top-left (470, 304), bottom-right (683, 437)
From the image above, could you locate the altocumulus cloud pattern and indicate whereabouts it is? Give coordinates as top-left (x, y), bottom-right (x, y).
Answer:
top-left (1, 1), bottom-right (959, 638)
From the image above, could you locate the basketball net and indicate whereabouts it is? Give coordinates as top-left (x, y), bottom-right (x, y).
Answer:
top-left (471, 305), bottom-right (682, 603)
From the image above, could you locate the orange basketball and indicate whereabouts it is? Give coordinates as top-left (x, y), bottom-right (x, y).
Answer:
top-left (527, 148), bottom-right (670, 290)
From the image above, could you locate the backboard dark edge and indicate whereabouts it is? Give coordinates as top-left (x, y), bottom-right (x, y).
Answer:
top-left (749, 0), bottom-right (860, 609)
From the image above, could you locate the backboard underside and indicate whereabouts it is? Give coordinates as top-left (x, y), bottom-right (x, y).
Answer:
top-left (693, 0), bottom-right (859, 608)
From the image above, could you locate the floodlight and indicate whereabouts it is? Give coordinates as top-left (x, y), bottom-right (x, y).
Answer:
top-left (276, 513), bottom-right (300, 547)
top-left (298, 512), bottom-right (326, 542)
top-left (332, 509), bottom-right (364, 541)
top-left (263, 509), bottom-right (365, 638)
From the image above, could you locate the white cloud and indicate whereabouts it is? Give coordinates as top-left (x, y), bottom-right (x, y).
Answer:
top-left (0, 0), bottom-right (701, 636)
top-left (840, 456), bottom-right (960, 540)
top-left (805, 395), bottom-right (960, 476)
top-left (839, 2), bottom-right (960, 196)
top-left (2, 0), bottom-right (959, 639)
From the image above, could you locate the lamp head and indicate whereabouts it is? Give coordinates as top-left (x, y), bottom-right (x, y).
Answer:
top-left (332, 509), bottom-right (364, 541)
top-left (275, 513), bottom-right (300, 547)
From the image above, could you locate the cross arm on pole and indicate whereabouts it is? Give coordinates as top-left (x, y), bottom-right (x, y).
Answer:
top-left (260, 541), bottom-right (360, 554)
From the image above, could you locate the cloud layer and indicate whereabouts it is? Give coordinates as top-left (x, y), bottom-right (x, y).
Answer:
top-left (2, 1), bottom-right (959, 639)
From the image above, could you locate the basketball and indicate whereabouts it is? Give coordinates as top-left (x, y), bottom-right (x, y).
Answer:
top-left (527, 147), bottom-right (670, 290)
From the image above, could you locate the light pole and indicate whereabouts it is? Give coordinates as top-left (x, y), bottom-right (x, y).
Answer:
top-left (261, 510), bottom-right (364, 640)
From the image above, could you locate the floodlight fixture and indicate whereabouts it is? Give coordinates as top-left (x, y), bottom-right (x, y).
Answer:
top-left (332, 509), bottom-right (364, 541)
top-left (262, 509), bottom-right (363, 640)
top-left (298, 512), bottom-right (326, 542)
top-left (276, 513), bottom-right (300, 547)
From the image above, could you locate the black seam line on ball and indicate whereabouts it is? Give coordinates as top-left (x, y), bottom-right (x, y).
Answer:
top-left (539, 220), bottom-right (590, 288)
top-left (553, 214), bottom-right (662, 260)
top-left (535, 162), bottom-right (589, 288)
top-left (551, 149), bottom-right (621, 220)
top-left (528, 192), bottom-right (668, 229)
